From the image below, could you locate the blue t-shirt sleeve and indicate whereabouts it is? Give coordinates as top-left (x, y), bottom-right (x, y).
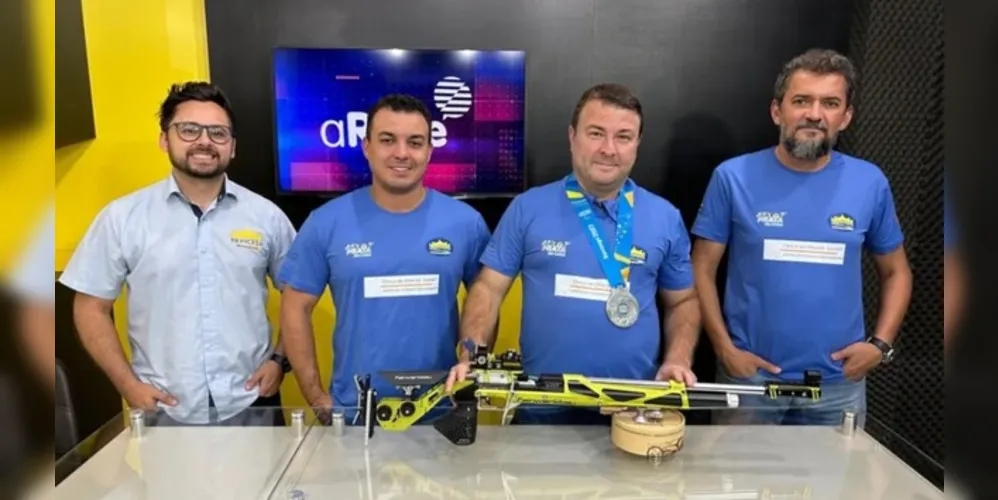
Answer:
top-left (866, 178), bottom-right (905, 254)
top-left (275, 212), bottom-right (330, 297)
top-left (463, 214), bottom-right (492, 288)
top-left (57, 205), bottom-right (129, 301)
top-left (480, 195), bottom-right (526, 278)
top-left (691, 168), bottom-right (732, 243)
top-left (657, 208), bottom-right (695, 291)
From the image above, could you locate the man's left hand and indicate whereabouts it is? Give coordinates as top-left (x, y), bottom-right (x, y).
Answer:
top-left (246, 360), bottom-right (284, 397)
top-left (656, 362), bottom-right (697, 386)
top-left (831, 342), bottom-right (882, 381)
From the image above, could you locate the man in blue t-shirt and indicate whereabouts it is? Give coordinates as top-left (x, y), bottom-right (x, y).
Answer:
top-left (446, 83), bottom-right (701, 424)
top-left (691, 49), bottom-right (913, 426)
top-left (278, 94), bottom-right (491, 419)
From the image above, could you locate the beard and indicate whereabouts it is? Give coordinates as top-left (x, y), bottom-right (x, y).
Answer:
top-left (781, 120), bottom-right (837, 161)
top-left (170, 144), bottom-right (229, 179)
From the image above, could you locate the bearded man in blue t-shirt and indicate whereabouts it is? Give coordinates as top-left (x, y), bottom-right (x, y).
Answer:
top-left (691, 49), bottom-right (913, 427)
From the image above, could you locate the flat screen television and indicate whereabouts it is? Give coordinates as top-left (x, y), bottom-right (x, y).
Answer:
top-left (272, 47), bottom-right (527, 196)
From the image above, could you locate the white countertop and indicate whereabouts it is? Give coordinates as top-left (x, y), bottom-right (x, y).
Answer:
top-left (277, 424), bottom-right (943, 500)
top-left (44, 423), bottom-right (943, 500)
top-left (49, 426), bottom-right (303, 500)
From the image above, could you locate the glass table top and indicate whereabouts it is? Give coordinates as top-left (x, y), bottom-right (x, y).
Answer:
top-left (41, 404), bottom-right (943, 500)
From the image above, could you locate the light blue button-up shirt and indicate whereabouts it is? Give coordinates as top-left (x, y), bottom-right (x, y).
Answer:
top-left (59, 175), bottom-right (296, 423)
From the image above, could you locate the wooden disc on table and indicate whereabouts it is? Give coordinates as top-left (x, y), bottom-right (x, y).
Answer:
top-left (610, 409), bottom-right (685, 459)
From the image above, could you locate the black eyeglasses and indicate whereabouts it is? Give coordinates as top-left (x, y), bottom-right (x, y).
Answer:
top-left (170, 122), bottom-right (233, 145)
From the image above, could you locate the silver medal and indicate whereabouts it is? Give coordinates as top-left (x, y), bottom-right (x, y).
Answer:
top-left (606, 287), bottom-right (639, 328)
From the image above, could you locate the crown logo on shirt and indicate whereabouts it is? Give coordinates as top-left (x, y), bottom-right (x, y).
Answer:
top-left (629, 246), bottom-right (647, 265)
top-left (427, 238), bottom-right (453, 255)
top-left (829, 213), bottom-right (855, 231)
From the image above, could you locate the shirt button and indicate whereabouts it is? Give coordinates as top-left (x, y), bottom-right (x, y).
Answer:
top-left (200, 248), bottom-right (207, 254)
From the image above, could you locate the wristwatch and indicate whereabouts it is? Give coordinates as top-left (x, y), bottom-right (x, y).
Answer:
top-left (270, 352), bottom-right (292, 374)
top-left (866, 336), bottom-right (896, 364)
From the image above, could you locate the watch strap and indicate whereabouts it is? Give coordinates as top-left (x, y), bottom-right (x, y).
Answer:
top-left (270, 352), bottom-right (292, 373)
top-left (866, 337), bottom-right (894, 362)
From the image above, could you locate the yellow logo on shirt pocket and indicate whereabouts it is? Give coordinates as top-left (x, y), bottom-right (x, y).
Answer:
top-left (427, 238), bottom-right (453, 256)
top-left (829, 213), bottom-right (855, 231)
top-left (230, 229), bottom-right (264, 251)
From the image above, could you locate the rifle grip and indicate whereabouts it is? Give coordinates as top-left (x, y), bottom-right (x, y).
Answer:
top-left (433, 385), bottom-right (478, 445)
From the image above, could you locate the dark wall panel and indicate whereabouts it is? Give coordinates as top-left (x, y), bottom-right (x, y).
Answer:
top-left (0, 0), bottom-right (39, 135)
top-left (837, 0), bottom-right (945, 488)
top-left (55, 0), bottom-right (96, 148)
top-left (588, 0), bottom-right (852, 225)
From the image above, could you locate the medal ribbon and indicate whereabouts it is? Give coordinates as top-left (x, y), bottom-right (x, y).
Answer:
top-left (564, 174), bottom-right (635, 289)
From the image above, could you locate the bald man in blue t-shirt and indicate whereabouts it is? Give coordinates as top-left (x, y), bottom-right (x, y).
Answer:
top-left (447, 83), bottom-right (701, 425)
top-left (691, 49), bottom-right (913, 427)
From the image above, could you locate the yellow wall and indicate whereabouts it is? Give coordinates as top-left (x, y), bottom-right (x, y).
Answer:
top-left (57, 0), bottom-right (524, 415)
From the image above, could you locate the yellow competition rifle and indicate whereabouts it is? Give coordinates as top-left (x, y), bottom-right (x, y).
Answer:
top-left (353, 342), bottom-right (822, 445)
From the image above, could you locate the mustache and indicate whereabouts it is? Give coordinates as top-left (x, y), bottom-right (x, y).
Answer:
top-left (188, 145), bottom-right (219, 157)
top-left (795, 120), bottom-right (827, 132)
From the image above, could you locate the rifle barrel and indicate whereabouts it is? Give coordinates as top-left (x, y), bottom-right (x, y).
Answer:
top-left (586, 377), bottom-right (768, 395)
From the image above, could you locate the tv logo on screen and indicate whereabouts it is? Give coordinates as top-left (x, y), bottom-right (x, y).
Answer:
top-left (434, 76), bottom-right (472, 120)
top-left (320, 112), bottom-right (449, 149)
top-left (319, 76), bottom-right (473, 150)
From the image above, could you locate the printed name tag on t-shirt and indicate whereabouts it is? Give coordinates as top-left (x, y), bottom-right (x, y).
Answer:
top-left (554, 274), bottom-right (612, 301)
top-left (364, 274), bottom-right (440, 298)
top-left (763, 239), bottom-right (846, 266)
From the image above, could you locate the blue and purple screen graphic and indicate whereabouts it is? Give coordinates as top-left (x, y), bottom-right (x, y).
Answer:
top-left (273, 48), bottom-right (527, 194)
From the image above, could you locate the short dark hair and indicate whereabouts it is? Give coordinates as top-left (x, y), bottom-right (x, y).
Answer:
top-left (365, 94), bottom-right (433, 139)
top-left (773, 49), bottom-right (857, 106)
top-left (570, 83), bottom-right (644, 135)
top-left (157, 81), bottom-right (236, 135)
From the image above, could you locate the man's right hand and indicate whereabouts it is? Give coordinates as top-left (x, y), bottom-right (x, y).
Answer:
top-left (444, 360), bottom-right (472, 393)
top-left (309, 393), bottom-right (334, 425)
top-left (719, 346), bottom-right (781, 378)
top-left (122, 380), bottom-right (177, 411)
top-left (310, 393), bottom-right (332, 410)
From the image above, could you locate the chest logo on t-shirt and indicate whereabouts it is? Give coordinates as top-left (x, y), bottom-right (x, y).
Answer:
top-left (345, 242), bottom-right (374, 258)
top-left (230, 229), bottom-right (263, 252)
top-left (427, 238), bottom-right (453, 256)
top-left (629, 246), bottom-right (647, 265)
top-left (829, 213), bottom-right (856, 231)
top-left (541, 239), bottom-right (570, 258)
top-left (756, 211), bottom-right (787, 228)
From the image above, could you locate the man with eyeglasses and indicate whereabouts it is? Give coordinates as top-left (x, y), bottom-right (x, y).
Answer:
top-left (59, 82), bottom-right (297, 426)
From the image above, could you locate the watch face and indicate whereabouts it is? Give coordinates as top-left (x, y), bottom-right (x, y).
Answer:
top-left (883, 348), bottom-right (895, 362)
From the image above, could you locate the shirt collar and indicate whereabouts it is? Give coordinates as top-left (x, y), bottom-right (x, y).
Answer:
top-left (568, 176), bottom-right (631, 211)
top-left (166, 173), bottom-right (237, 203)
